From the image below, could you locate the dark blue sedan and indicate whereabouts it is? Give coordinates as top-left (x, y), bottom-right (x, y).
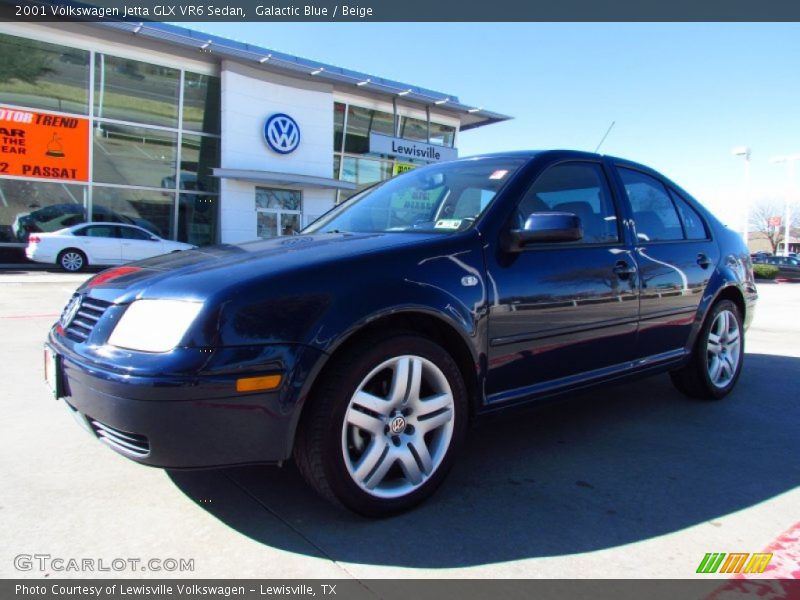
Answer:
top-left (45, 150), bottom-right (757, 515)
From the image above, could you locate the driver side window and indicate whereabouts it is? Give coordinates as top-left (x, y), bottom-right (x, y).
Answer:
top-left (515, 162), bottom-right (620, 244)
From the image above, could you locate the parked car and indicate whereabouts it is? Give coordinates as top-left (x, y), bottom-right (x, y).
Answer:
top-left (759, 255), bottom-right (800, 279)
top-left (13, 203), bottom-right (160, 242)
top-left (44, 150), bottom-right (756, 515)
top-left (27, 223), bottom-right (194, 271)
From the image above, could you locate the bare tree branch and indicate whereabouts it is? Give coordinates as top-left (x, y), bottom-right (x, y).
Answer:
top-left (749, 200), bottom-right (800, 254)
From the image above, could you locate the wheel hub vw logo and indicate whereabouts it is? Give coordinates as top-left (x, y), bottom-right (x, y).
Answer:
top-left (60, 295), bottom-right (81, 328)
top-left (389, 415), bottom-right (407, 435)
top-left (264, 113), bottom-right (300, 154)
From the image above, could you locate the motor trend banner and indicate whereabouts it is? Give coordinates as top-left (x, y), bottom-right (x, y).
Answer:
top-left (0, 106), bottom-right (89, 182)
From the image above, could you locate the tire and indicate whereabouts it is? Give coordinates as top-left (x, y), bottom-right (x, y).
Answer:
top-left (58, 249), bottom-right (87, 272)
top-left (294, 332), bottom-right (468, 516)
top-left (670, 299), bottom-right (744, 400)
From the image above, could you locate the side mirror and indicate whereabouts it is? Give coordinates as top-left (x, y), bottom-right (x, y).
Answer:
top-left (505, 211), bottom-right (583, 251)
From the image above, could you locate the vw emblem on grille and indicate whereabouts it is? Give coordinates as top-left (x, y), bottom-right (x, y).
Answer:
top-left (60, 295), bottom-right (81, 328)
top-left (264, 113), bottom-right (300, 154)
top-left (389, 415), bottom-right (407, 435)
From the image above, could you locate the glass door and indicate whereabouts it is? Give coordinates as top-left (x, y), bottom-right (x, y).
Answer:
top-left (255, 187), bottom-right (302, 238)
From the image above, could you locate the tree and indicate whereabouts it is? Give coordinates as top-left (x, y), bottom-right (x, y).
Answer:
top-left (0, 38), bottom-right (54, 85)
top-left (750, 200), bottom-right (800, 254)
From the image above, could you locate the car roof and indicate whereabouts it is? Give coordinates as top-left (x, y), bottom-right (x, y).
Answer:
top-left (68, 222), bottom-right (151, 233)
top-left (455, 149), bottom-right (659, 174)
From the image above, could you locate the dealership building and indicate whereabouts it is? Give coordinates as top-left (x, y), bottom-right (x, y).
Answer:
top-left (0, 21), bottom-right (509, 250)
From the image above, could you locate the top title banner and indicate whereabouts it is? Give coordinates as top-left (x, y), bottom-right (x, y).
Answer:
top-left (1, 0), bottom-right (799, 22)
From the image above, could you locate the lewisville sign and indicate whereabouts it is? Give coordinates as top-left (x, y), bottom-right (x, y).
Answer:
top-left (369, 133), bottom-right (458, 163)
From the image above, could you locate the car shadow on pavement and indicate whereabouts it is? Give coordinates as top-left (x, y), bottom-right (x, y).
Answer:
top-left (168, 351), bottom-right (800, 568)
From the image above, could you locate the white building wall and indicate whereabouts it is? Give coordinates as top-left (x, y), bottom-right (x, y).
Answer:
top-left (219, 60), bottom-right (336, 243)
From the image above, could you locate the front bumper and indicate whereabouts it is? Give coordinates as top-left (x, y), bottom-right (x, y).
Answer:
top-left (48, 331), bottom-right (323, 468)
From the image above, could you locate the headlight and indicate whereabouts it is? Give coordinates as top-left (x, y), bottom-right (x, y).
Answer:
top-left (108, 299), bottom-right (203, 353)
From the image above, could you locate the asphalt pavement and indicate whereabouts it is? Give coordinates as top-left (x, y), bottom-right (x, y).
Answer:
top-left (1, 275), bottom-right (798, 579)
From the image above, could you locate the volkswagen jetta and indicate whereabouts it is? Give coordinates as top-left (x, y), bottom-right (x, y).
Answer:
top-left (45, 150), bottom-right (757, 515)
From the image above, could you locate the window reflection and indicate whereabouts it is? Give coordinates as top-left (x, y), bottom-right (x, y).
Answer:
top-left (340, 156), bottom-right (392, 201)
top-left (92, 185), bottom-right (174, 239)
top-left (0, 179), bottom-right (87, 243)
top-left (0, 33), bottom-right (89, 114)
top-left (93, 123), bottom-right (177, 189)
top-left (179, 193), bottom-right (217, 246)
top-left (255, 187), bottom-right (302, 238)
top-left (181, 134), bottom-right (220, 193)
top-left (344, 105), bottom-right (395, 154)
top-left (95, 54), bottom-right (180, 128)
top-left (182, 72), bottom-right (220, 134)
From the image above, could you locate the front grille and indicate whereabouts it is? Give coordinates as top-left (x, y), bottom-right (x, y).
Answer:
top-left (89, 418), bottom-right (150, 458)
top-left (63, 297), bottom-right (112, 343)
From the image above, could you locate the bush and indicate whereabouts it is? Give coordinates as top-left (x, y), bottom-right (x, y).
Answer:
top-left (753, 264), bottom-right (779, 280)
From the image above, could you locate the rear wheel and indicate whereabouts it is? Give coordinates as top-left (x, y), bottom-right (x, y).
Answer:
top-left (58, 249), bottom-right (86, 272)
top-left (670, 299), bottom-right (743, 400)
top-left (294, 333), bottom-right (468, 516)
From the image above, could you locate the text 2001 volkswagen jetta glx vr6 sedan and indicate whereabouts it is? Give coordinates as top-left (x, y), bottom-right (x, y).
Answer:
top-left (46, 150), bottom-right (756, 516)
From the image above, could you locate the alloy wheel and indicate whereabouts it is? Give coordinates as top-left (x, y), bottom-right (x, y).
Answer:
top-left (61, 251), bottom-right (84, 272)
top-left (706, 309), bottom-right (741, 389)
top-left (341, 355), bottom-right (455, 499)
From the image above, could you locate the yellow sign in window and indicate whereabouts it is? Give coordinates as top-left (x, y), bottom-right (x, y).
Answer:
top-left (392, 162), bottom-right (416, 176)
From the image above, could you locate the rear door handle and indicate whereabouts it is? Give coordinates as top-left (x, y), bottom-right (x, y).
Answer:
top-left (613, 260), bottom-right (637, 279)
top-left (697, 253), bottom-right (712, 269)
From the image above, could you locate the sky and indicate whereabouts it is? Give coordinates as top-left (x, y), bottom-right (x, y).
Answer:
top-left (187, 22), bottom-right (800, 228)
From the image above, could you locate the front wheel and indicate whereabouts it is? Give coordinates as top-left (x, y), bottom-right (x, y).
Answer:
top-left (294, 333), bottom-right (468, 516)
top-left (670, 299), bottom-right (744, 400)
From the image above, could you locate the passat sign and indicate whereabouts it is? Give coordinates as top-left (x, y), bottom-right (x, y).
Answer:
top-left (264, 113), bottom-right (300, 154)
top-left (369, 133), bottom-right (458, 163)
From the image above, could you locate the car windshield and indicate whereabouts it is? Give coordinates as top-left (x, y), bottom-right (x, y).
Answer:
top-left (304, 157), bottom-right (526, 234)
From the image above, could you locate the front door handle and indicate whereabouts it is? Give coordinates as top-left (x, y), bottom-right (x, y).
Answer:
top-left (697, 253), bottom-right (712, 269)
top-left (613, 260), bottom-right (637, 279)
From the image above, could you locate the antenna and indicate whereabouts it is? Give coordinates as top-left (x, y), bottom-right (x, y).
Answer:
top-left (594, 121), bottom-right (616, 153)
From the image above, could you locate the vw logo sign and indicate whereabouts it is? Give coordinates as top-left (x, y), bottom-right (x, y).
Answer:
top-left (264, 113), bottom-right (300, 154)
top-left (60, 295), bottom-right (81, 328)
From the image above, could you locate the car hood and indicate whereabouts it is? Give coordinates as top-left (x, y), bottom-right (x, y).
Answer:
top-left (79, 232), bottom-right (443, 303)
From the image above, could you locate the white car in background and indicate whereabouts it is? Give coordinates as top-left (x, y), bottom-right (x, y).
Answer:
top-left (26, 223), bottom-right (196, 272)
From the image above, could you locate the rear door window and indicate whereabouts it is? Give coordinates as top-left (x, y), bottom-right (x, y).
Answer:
top-left (81, 225), bottom-right (118, 238)
top-left (669, 188), bottom-right (708, 240)
top-left (119, 227), bottom-right (151, 240)
top-left (618, 168), bottom-right (684, 242)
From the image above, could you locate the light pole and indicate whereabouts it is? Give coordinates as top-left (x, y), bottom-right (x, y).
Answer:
top-left (732, 146), bottom-right (751, 247)
top-left (770, 154), bottom-right (800, 256)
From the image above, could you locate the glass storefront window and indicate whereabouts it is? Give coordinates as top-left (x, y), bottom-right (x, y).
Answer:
top-left (344, 105), bottom-right (395, 154)
top-left (334, 102), bottom-right (345, 153)
top-left (399, 115), bottom-right (428, 143)
top-left (429, 121), bottom-right (456, 147)
top-left (181, 134), bottom-right (220, 194)
top-left (340, 156), bottom-right (392, 201)
top-left (91, 185), bottom-right (174, 239)
top-left (95, 54), bottom-right (180, 128)
top-left (255, 187), bottom-right (302, 237)
top-left (178, 193), bottom-right (217, 246)
top-left (0, 179), bottom-right (87, 243)
top-left (93, 122), bottom-right (177, 189)
top-left (0, 33), bottom-right (89, 115)
top-left (397, 116), bottom-right (455, 147)
top-left (182, 72), bottom-right (220, 134)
